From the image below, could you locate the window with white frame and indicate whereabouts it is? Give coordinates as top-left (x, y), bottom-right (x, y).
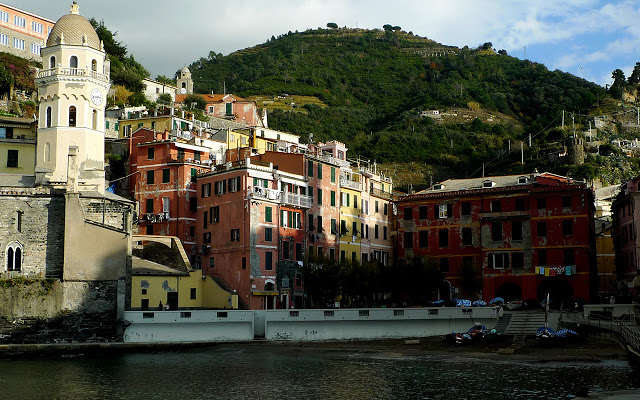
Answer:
top-left (0, 11), bottom-right (9, 23)
top-left (0, 34), bottom-right (8, 46)
top-left (5, 242), bottom-right (23, 272)
top-left (31, 43), bottom-right (40, 54)
top-left (31, 21), bottom-right (43, 33)
top-left (13, 38), bottom-right (25, 50)
top-left (438, 204), bottom-right (448, 218)
top-left (14, 15), bottom-right (26, 28)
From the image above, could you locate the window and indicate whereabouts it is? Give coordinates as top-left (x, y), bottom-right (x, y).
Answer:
top-left (330, 191), bottom-right (336, 206)
top-left (202, 182), bottom-right (211, 197)
top-left (283, 241), bottom-right (291, 260)
top-left (515, 198), bottom-right (525, 211)
top-left (383, 226), bottom-right (388, 240)
top-left (317, 164), bottom-right (323, 179)
top-left (439, 229), bottom-right (448, 247)
top-left (331, 219), bottom-right (338, 235)
top-left (384, 203), bottom-right (388, 215)
top-left (162, 168), bottom-right (170, 183)
top-left (512, 220), bottom-right (523, 241)
top-left (242, 257), bottom-right (246, 270)
top-left (491, 200), bottom-right (501, 212)
top-left (537, 198), bottom-right (546, 209)
top-left (317, 216), bottom-right (323, 232)
top-left (296, 243), bottom-right (303, 261)
top-left (512, 252), bottom-right (524, 269)
top-left (419, 231), bottom-right (428, 248)
top-left (462, 227), bottom-right (472, 246)
top-left (488, 253), bottom-right (509, 269)
top-left (231, 229), bottom-right (240, 241)
top-left (491, 222), bottom-right (502, 242)
top-left (460, 201), bottom-right (471, 215)
top-left (438, 204), bottom-right (451, 219)
top-left (340, 250), bottom-right (346, 262)
top-left (227, 176), bottom-right (241, 192)
top-left (375, 224), bottom-right (379, 239)
top-left (146, 198), bottom-right (153, 213)
top-left (340, 220), bottom-right (348, 235)
top-left (162, 197), bottom-right (170, 213)
top-left (265, 207), bottom-right (272, 222)
top-left (70, 55), bottom-right (78, 69)
top-left (0, 34), bottom-right (8, 46)
top-left (375, 201), bottom-right (379, 214)
top-left (517, 176), bottom-right (528, 184)
top-left (329, 248), bottom-right (335, 260)
top-left (439, 258), bottom-right (449, 273)
top-left (189, 288), bottom-right (197, 300)
top-left (538, 249), bottom-right (547, 266)
top-left (68, 106), bottom-right (76, 126)
top-left (5, 242), bottom-right (23, 272)
top-left (14, 15), bottom-right (26, 28)
top-left (404, 232), bottom-right (413, 249)
top-left (225, 102), bottom-right (233, 116)
top-left (317, 188), bottom-right (322, 205)
top-left (331, 167), bottom-right (336, 183)
top-left (31, 43), bottom-right (40, 55)
top-left (203, 232), bottom-right (211, 244)
top-left (537, 222), bottom-right (547, 237)
top-left (419, 206), bottom-right (428, 219)
top-left (562, 196), bottom-right (572, 209)
top-left (16, 211), bottom-right (22, 232)
top-left (404, 207), bottom-right (412, 220)
top-left (562, 220), bottom-right (573, 236)
top-left (352, 221), bottom-right (357, 236)
top-left (0, 11), bottom-right (8, 23)
top-left (564, 249), bottom-right (575, 266)
top-left (307, 160), bottom-right (313, 177)
top-left (265, 251), bottom-right (273, 270)
top-left (6, 149), bottom-right (18, 168)
top-left (146, 224), bottom-right (153, 235)
top-left (148, 147), bottom-right (155, 159)
top-left (146, 170), bottom-right (155, 184)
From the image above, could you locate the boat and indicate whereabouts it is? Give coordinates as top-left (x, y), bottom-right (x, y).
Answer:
top-left (505, 299), bottom-right (522, 310)
top-left (472, 300), bottom-right (487, 307)
top-left (446, 324), bottom-right (489, 345)
top-left (489, 297), bottom-right (505, 306)
top-left (455, 299), bottom-right (472, 307)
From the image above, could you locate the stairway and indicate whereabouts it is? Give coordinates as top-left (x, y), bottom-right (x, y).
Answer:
top-left (502, 311), bottom-right (547, 336)
top-left (494, 313), bottom-right (512, 333)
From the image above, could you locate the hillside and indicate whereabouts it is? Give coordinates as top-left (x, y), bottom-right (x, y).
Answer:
top-left (187, 27), bottom-right (635, 188)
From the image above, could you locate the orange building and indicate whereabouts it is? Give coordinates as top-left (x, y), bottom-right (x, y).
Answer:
top-left (129, 127), bottom-right (213, 257)
top-left (0, 3), bottom-right (55, 62)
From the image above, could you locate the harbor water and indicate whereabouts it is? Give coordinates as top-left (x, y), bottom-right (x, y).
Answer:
top-left (0, 344), bottom-right (638, 399)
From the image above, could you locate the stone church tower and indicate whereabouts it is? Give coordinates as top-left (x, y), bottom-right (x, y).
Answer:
top-left (34, 1), bottom-right (110, 194)
top-left (176, 66), bottom-right (194, 95)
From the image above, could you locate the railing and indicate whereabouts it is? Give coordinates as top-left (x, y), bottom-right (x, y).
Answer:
top-left (340, 178), bottom-right (362, 191)
top-left (36, 67), bottom-right (110, 82)
top-left (283, 192), bottom-right (311, 208)
top-left (251, 186), bottom-right (282, 202)
top-left (370, 187), bottom-right (393, 200)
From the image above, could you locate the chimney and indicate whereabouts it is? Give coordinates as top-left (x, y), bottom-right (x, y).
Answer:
top-left (156, 131), bottom-right (162, 141)
top-left (163, 128), bottom-right (169, 140)
top-left (67, 146), bottom-right (79, 193)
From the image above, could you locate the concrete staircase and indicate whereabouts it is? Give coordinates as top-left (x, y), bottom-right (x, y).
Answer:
top-left (494, 313), bottom-right (512, 333)
top-left (502, 311), bottom-right (547, 336)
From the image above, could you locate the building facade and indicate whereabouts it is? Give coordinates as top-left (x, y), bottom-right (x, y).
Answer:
top-left (396, 173), bottom-right (596, 303)
top-left (611, 177), bottom-right (640, 300)
top-left (0, 3), bottom-right (55, 63)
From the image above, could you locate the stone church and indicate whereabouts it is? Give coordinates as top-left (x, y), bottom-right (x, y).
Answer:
top-left (0, 2), bottom-right (133, 343)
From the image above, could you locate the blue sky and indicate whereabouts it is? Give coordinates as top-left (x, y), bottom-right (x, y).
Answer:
top-left (10, 0), bottom-right (640, 86)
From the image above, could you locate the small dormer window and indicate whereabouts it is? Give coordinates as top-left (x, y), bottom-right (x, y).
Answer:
top-left (432, 184), bottom-right (443, 190)
top-left (483, 180), bottom-right (495, 188)
top-left (517, 176), bottom-right (528, 184)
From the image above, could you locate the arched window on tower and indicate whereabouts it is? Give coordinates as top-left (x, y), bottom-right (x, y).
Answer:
top-left (46, 106), bottom-right (52, 128)
top-left (70, 55), bottom-right (78, 70)
top-left (91, 59), bottom-right (97, 71)
top-left (69, 106), bottom-right (76, 127)
top-left (6, 242), bottom-right (23, 272)
top-left (92, 109), bottom-right (98, 130)
top-left (49, 56), bottom-right (56, 69)
top-left (182, 82), bottom-right (186, 89)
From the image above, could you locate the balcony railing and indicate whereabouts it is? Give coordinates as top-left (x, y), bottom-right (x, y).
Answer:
top-left (370, 187), bottom-right (393, 200)
top-left (251, 186), bottom-right (282, 202)
top-left (36, 67), bottom-right (110, 82)
top-left (283, 192), bottom-right (311, 208)
top-left (340, 178), bottom-right (362, 191)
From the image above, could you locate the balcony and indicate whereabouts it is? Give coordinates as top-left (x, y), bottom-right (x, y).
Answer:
top-left (36, 67), bottom-right (110, 83)
top-left (250, 186), bottom-right (282, 202)
top-left (340, 177), bottom-right (362, 191)
top-left (283, 192), bottom-right (311, 208)
top-left (370, 187), bottom-right (393, 200)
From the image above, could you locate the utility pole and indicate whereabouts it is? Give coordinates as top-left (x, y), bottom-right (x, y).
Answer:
top-left (529, 134), bottom-right (531, 147)
top-left (521, 142), bottom-right (524, 164)
top-left (562, 110), bottom-right (565, 130)
top-left (508, 139), bottom-right (511, 153)
top-left (482, 163), bottom-right (485, 178)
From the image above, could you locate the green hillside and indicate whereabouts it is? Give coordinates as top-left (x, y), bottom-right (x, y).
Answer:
top-left (187, 27), bottom-right (633, 188)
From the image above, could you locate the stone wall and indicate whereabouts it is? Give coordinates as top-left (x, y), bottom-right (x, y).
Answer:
top-left (0, 190), bottom-right (65, 278)
top-left (0, 279), bottom-right (120, 343)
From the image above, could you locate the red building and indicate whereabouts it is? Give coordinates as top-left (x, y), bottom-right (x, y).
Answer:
top-left (396, 173), bottom-right (596, 303)
top-left (196, 157), bottom-right (308, 309)
top-left (129, 127), bottom-right (212, 257)
top-left (175, 93), bottom-right (263, 127)
top-left (612, 177), bottom-right (640, 300)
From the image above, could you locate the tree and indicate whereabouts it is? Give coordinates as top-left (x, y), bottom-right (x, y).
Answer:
top-left (628, 62), bottom-right (640, 86)
top-left (183, 94), bottom-right (206, 110)
top-left (611, 68), bottom-right (626, 99)
top-left (155, 75), bottom-right (175, 85)
top-left (482, 42), bottom-right (493, 50)
top-left (382, 24), bottom-right (393, 31)
top-left (326, 22), bottom-right (338, 29)
top-left (157, 93), bottom-right (172, 105)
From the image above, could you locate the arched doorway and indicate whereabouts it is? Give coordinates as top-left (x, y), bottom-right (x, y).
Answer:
top-left (537, 278), bottom-right (574, 308)
top-left (496, 282), bottom-right (522, 301)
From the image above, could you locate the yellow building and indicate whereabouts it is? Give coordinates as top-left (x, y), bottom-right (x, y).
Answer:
top-left (0, 116), bottom-right (37, 182)
top-left (130, 235), bottom-right (238, 310)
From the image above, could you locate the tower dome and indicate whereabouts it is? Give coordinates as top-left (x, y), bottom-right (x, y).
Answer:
top-left (46, 2), bottom-right (101, 50)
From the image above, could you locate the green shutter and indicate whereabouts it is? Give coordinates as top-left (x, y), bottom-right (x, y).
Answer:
top-left (308, 160), bottom-right (313, 177)
top-left (265, 207), bottom-right (272, 222)
top-left (253, 178), bottom-right (258, 186)
top-left (331, 167), bottom-right (335, 183)
top-left (331, 191), bottom-right (336, 206)
top-left (105, 121), bottom-right (109, 129)
top-left (317, 164), bottom-right (322, 179)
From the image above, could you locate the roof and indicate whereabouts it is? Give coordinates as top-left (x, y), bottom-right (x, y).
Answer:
top-left (46, 3), bottom-right (101, 50)
top-left (131, 256), bottom-right (189, 276)
top-left (175, 93), bottom-right (247, 104)
top-left (414, 172), bottom-right (578, 196)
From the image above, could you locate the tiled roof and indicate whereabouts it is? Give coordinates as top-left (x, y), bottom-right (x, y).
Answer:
top-left (415, 172), bottom-right (575, 195)
top-left (175, 93), bottom-right (246, 103)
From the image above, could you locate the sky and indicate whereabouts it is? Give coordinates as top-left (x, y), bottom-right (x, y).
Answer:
top-left (9, 0), bottom-right (640, 87)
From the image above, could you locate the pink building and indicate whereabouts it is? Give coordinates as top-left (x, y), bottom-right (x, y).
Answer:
top-left (175, 93), bottom-right (263, 127)
top-left (612, 177), bottom-right (640, 299)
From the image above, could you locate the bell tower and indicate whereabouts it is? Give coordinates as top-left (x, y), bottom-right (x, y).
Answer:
top-left (35, 2), bottom-right (110, 194)
top-left (176, 66), bottom-right (193, 95)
